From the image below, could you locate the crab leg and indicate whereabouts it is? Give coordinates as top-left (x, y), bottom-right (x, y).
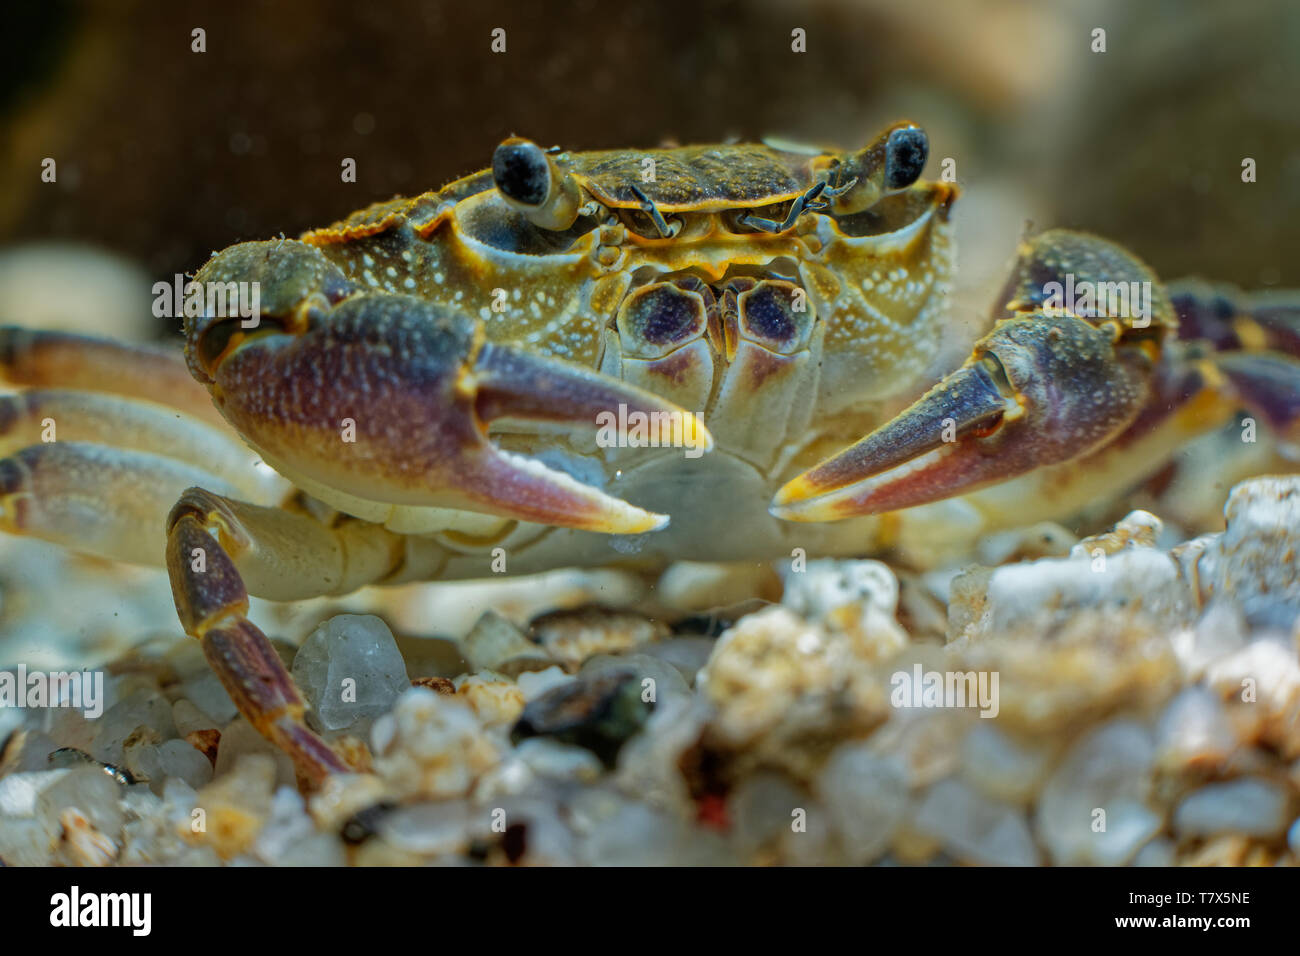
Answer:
top-left (628, 185), bottom-right (681, 238)
top-left (0, 327), bottom-right (227, 428)
top-left (167, 493), bottom-right (353, 784)
top-left (0, 443), bottom-right (245, 566)
top-left (0, 389), bottom-right (283, 500)
top-left (163, 487), bottom-right (471, 784)
top-left (0, 384), bottom-right (290, 563)
top-left (1215, 351), bottom-right (1300, 441)
top-left (1171, 283), bottom-right (1300, 441)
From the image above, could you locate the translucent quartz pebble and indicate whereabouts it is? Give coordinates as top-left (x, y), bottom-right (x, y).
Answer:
top-left (581, 652), bottom-right (690, 710)
top-left (729, 771), bottom-right (809, 860)
top-left (291, 613), bottom-right (410, 733)
top-left (37, 765), bottom-right (125, 865)
top-left (0, 770), bottom-right (69, 865)
top-left (912, 778), bottom-right (1038, 866)
top-left (91, 689), bottom-right (175, 765)
top-left (960, 724), bottom-right (1052, 805)
top-left (462, 610), bottom-right (553, 675)
top-left (213, 718), bottom-right (296, 789)
top-left (1155, 686), bottom-right (1235, 768)
top-left (123, 739), bottom-right (165, 790)
top-left (1134, 838), bottom-right (1176, 867)
top-left (576, 792), bottom-right (725, 865)
top-left (1035, 720), bottom-right (1162, 865)
top-left (253, 785), bottom-right (345, 866)
top-left (377, 801), bottom-right (476, 857)
top-left (178, 671), bottom-right (238, 724)
top-left (1174, 778), bottom-right (1289, 838)
top-left (632, 637), bottom-right (716, 685)
top-left (815, 745), bottom-right (908, 865)
top-left (515, 665), bottom-right (574, 702)
top-left (157, 738), bottom-right (214, 789)
top-left (172, 698), bottom-right (220, 737)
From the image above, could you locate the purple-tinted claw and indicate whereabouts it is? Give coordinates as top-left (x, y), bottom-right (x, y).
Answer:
top-left (771, 313), bottom-right (1152, 521)
top-left (207, 294), bottom-right (711, 534)
top-left (461, 341), bottom-right (712, 532)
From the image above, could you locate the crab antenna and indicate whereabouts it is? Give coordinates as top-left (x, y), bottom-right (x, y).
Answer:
top-left (825, 122), bottom-right (929, 216)
top-left (492, 137), bottom-right (584, 230)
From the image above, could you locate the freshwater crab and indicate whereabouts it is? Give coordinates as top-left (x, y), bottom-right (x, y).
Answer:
top-left (0, 121), bottom-right (1297, 785)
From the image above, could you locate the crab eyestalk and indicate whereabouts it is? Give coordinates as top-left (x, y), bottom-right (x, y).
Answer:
top-left (771, 311), bottom-right (1154, 521)
top-left (492, 137), bottom-right (584, 231)
top-left (824, 122), bottom-right (930, 216)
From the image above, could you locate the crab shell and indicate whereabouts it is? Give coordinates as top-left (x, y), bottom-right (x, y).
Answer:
top-left (183, 126), bottom-right (959, 569)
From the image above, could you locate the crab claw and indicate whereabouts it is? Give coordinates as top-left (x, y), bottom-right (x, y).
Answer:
top-left (464, 339), bottom-right (713, 531)
top-left (194, 286), bottom-right (710, 535)
top-left (771, 312), bottom-right (1152, 521)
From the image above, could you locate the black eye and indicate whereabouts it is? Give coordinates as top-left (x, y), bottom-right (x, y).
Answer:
top-left (492, 140), bottom-right (551, 207)
top-left (884, 126), bottom-right (928, 190)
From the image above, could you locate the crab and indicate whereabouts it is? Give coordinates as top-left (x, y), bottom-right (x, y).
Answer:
top-left (0, 121), bottom-right (1297, 786)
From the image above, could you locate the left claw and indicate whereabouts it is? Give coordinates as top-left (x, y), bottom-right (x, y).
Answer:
top-left (771, 311), bottom-right (1153, 521)
top-left (187, 268), bottom-right (714, 535)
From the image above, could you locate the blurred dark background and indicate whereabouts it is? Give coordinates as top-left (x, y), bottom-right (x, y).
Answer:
top-left (1, 0), bottom-right (1296, 340)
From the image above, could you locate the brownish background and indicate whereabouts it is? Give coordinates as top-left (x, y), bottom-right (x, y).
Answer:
top-left (1, 0), bottom-right (1296, 339)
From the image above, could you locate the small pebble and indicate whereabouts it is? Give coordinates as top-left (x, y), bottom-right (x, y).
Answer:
top-left (912, 778), bottom-right (1039, 866)
top-left (1036, 720), bottom-right (1161, 866)
top-left (1174, 778), bottom-right (1290, 838)
top-left (91, 689), bottom-right (175, 766)
top-left (512, 669), bottom-right (653, 768)
top-left (529, 607), bottom-right (667, 670)
top-left (815, 745), bottom-right (908, 864)
top-left (291, 614), bottom-right (410, 734)
top-left (461, 610), bottom-right (553, 676)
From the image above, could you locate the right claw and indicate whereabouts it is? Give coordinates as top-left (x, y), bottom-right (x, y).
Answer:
top-left (771, 310), bottom-right (1152, 520)
top-left (192, 287), bottom-right (711, 534)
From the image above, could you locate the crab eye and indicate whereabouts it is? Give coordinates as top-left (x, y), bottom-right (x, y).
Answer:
top-left (493, 140), bottom-right (552, 207)
top-left (884, 126), bottom-right (928, 190)
top-left (490, 137), bottom-right (583, 231)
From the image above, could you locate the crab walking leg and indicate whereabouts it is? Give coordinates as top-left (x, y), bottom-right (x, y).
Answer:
top-left (0, 327), bottom-right (229, 429)
top-left (165, 488), bottom-right (425, 783)
top-left (0, 443), bottom-right (244, 566)
top-left (1170, 283), bottom-right (1300, 442)
top-left (0, 389), bottom-right (288, 504)
top-left (167, 509), bottom-right (349, 784)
